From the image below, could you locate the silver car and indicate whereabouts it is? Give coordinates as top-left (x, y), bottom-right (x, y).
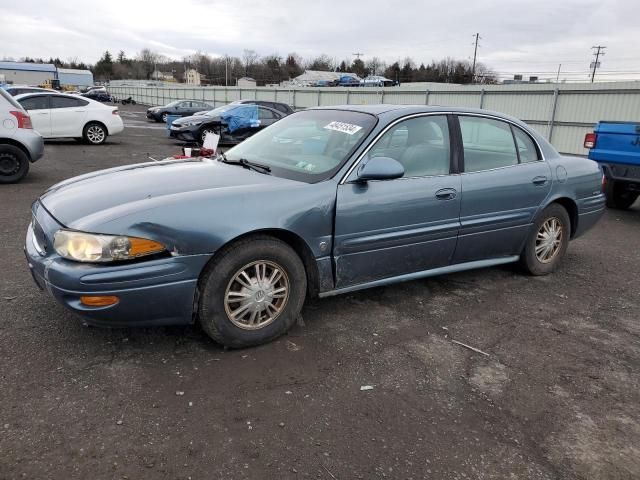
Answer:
top-left (0, 87), bottom-right (44, 183)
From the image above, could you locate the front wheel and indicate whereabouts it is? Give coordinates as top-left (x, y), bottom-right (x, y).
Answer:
top-left (605, 179), bottom-right (638, 210)
top-left (198, 236), bottom-right (307, 348)
top-left (161, 113), bottom-right (168, 123)
top-left (520, 203), bottom-right (570, 276)
top-left (199, 126), bottom-right (219, 145)
top-left (0, 145), bottom-right (29, 184)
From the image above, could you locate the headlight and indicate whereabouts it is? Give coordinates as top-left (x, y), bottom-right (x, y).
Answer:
top-left (53, 230), bottom-right (165, 263)
top-left (183, 121), bottom-right (202, 127)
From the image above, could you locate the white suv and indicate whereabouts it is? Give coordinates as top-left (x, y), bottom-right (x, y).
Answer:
top-left (0, 88), bottom-right (44, 183)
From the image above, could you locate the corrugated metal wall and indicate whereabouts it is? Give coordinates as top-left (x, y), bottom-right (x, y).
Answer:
top-left (108, 82), bottom-right (640, 155)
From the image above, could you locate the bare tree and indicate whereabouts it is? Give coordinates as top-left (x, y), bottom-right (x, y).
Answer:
top-left (366, 56), bottom-right (385, 76)
top-left (242, 49), bottom-right (259, 76)
top-left (137, 48), bottom-right (161, 79)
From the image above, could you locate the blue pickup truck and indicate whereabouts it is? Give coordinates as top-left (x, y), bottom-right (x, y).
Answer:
top-left (585, 122), bottom-right (640, 209)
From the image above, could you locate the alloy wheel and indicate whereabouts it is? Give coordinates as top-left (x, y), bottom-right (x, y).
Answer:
top-left (86, 125), bottom-right (106, 144)
top-left (224, 260), bottom-right (290, 330)
top-left (535, 217), bottom-right (563, 263)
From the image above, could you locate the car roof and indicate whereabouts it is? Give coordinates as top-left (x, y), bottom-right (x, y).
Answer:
top-left (14, 92), bottom-right (81, 100)
top-left (311, 104), bottom-right (528, 124)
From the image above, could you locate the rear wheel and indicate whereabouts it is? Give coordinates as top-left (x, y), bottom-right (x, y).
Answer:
top-left (605, 179), bottom-right (638, 210)
top-left (83, 122), bottom-right (107, 145)
top-left (0, 144), bottom-right (29, 184)
top-left (198, 236), bottom-right (307, 348)
top-left (520, 203), bottom-right (570, 276)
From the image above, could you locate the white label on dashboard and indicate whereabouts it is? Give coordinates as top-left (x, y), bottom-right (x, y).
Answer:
top-left (324, 121), bottom-right (363, 135)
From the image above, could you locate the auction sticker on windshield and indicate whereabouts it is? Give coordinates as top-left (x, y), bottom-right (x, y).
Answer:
top-left (324, 121), bottom-right (363, 135)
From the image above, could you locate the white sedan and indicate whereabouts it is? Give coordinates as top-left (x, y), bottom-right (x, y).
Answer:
top-left (14, 92), bottom-right (124, 145)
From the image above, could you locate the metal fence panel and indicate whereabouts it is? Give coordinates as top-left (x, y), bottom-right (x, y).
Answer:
top-left (108, 84), bottom-right (640, 154)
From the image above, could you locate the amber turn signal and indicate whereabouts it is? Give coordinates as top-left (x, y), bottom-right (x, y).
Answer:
top-left (128, 238), bottom-right (165, 257)
top-left (80, 295), bottom-right (119, 307)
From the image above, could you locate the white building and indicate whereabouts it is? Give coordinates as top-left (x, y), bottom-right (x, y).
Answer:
top-left (237, 77), bottom-right (256, 87)
top-left (185, 69), bottom-right (201, 85)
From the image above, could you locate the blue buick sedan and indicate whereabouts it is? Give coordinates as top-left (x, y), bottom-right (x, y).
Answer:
top-left (25, 105), bottom-right (605, 347)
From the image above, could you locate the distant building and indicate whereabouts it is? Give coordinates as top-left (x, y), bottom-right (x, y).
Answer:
top-left (185, 69), bottom-right (201, 86)
top-left (0, 62), bottom-right (56, 85)
top-left (151, 70), bottom-right (175, 82)
top-left (237, 77), bottom-right (257, 87)
top-left (57, 68), bottom-right (93, 87)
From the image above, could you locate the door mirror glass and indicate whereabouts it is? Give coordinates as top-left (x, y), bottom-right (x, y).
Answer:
top-left (356, 156), bottom-right (405, 181)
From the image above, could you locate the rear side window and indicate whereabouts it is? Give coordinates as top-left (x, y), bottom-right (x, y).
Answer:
top-left (19, 95), bottom-right (50, 110)
top-left (51, 96), bottom-right (87, 108)
top-left (512, 126), bottom-right (540, 163)
top-left (459, 116), bottom-right (518, 172)
top-left (258, 108), bottom-right (276, 120)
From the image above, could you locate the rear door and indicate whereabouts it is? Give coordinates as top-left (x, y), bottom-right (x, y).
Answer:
top-left (18, 95), bottom-right (52, 136)
top-left (452, 115), bottom-right (552, 263)
top-left (49, 96), bottom-right (88, 137)
top-left (334, 114), bottom-right (461, 287)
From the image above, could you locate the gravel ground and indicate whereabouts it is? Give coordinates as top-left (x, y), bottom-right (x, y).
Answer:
top-left (1, 104), bottom-right (639, 480)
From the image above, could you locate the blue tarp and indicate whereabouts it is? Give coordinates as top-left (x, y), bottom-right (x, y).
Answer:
top-left (221, 104), bottom-right (260, 133)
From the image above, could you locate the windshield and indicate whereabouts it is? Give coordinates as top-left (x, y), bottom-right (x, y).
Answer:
top-left (224, 109), bottom-right (377, 183)
top-left (166, 100), bottom-right (180, 107)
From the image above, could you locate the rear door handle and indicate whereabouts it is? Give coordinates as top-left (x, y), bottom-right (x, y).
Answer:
top-left (435, 188), bottom-right (457, 200)
top-left (532, 176), bottom-right (548, 186)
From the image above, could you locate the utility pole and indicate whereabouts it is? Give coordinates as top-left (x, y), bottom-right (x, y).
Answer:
top-left (556, 63), bottom-right (561, 83)
top-left (471, 33), bottom-right (481, 83)
top-left (352, 52), bottom-right (364, 60)
top-left (224, 55), bottom-right (229, 87)
top-left (591, 46), bottom-right (606, 83)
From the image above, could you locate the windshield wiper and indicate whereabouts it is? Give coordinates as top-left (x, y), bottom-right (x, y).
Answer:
top-left (218, 152), bottom-right (271, 174)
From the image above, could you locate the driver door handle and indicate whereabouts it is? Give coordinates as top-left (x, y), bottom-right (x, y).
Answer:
top-left (435, 188), bottom-right (457, 200)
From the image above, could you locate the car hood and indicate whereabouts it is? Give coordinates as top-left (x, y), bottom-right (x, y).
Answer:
top-left (173, 114), bottom-right (217, 125)
top-left (40, 158), bottom-right (296, 228)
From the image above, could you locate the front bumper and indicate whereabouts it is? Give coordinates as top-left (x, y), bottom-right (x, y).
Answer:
top-left (169, 126), bottom-right (198, 142)
top-left (25, 204), bottom-right (211, 327)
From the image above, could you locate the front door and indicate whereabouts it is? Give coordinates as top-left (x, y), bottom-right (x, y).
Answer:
top-left (334, 115), bottom-right (461, 288)
top-left (452, 115), bottom-right (552, 263)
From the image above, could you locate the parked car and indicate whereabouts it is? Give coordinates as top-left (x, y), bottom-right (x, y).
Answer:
top-left (81, 91), bottom-right (114, 103)
top-left (3, 86), bottom-right (55, 96)
top-left (0, 87), bottom-right (44, 183)
top-left (169, 103), bottom-right (287, 145)
top-left (584, 122), bottom-right (640, 209)
top-left (25, 105), bottom-right (605, 347)
top-left (190, 99), bottom-right (294, 117)
top-left (146, 100), bottom-right (214, 123)
top-left (81, 86), bottom-right (107, 94)
top-left (15, 92), bottom-right (124, 145)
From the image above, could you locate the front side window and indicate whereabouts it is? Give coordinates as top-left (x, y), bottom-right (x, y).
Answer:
top-left (460, 116), bottom-right (518, 172)
top-left (258, 108), bottom-right (276, 120)
top-left (368, 115), bottom-right (451, 177)
top-left (19, 95), bottom-right (50, 111)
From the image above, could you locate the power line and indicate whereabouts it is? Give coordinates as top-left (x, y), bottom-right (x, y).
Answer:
top-left (591, 45), bottom-right (606, 83)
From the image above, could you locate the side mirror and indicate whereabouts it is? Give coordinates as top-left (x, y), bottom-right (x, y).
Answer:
top-left (356, 156), bottom-right (405, 182)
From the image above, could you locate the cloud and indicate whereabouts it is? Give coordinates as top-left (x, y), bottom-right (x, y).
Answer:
top-left (1, 0), bottom-right (637, 81)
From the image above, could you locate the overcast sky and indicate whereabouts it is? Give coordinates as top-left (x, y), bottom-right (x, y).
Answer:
top-left (1, 0), bottom-right (638, 81)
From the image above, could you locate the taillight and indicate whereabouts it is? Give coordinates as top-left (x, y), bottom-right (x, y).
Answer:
top-left (584, 133), bottom-right (597, 149)
top-left (9, 110), bottom-right (32, 129)
top-left (112, 109), bottom-right (119, 115)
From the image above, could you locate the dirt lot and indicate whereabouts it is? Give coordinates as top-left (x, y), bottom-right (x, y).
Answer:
top-left (1, 104), bottom-right (639, 479)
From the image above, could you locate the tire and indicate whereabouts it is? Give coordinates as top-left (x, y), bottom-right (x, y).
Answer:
top-left (83, 122), bottom-right (107, 145)
top-left (520, 203), bottom-right (571, 275)
top-left (161, 113), bottom-right (168, 123)
top-left (604, 179), bottom-right (638, 210)
top-left (198, 236), bottom-right (307, 348)
top-left (0, 144), bottom-right (29, 184)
